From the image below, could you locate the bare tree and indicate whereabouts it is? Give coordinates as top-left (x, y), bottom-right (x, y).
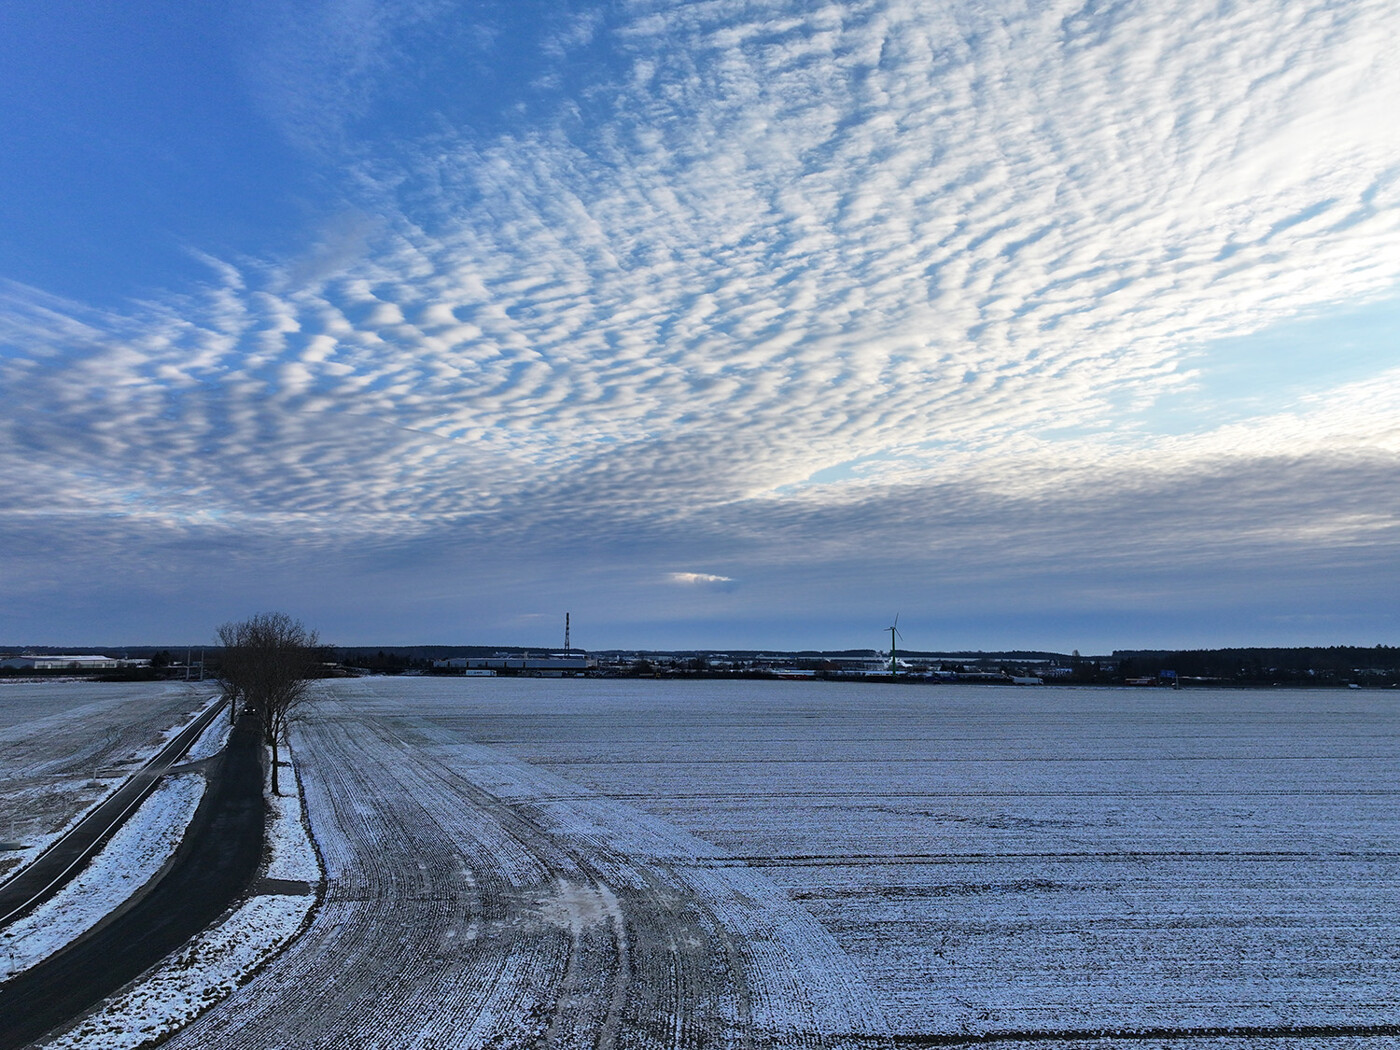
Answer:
top-left (215, 612), bottom-right (321, 795)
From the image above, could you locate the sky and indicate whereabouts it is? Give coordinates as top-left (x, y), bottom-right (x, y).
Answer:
top-left (2, 0), bottom-right (1398, 654)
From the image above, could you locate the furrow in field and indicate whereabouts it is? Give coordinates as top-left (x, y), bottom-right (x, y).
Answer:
top-left (161, 680), bottom-right (888, 1049)
top-left (415, 724), bottom-right (889, 1048)
top-left (159, 700), bottom-right (571, 1048)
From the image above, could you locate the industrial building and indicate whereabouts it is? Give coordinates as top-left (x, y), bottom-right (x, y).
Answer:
top-left (0, 653), bottom-right (148, 671)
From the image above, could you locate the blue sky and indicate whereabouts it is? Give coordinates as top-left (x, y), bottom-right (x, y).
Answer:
top-left (2, 0), bottom-right (1398, 653)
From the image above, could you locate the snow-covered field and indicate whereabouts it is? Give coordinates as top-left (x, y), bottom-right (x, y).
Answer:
top-left (460, 680), bottom-right (1400, 1037)
top-left (131, 677), bottom-right (1399, 1048)
top-left (0, 681), bottom-right (214, 879)
top-left (8, 678), bottom-right (1397, 1047)
top-left (160, 679), bottom-right (889, 1050)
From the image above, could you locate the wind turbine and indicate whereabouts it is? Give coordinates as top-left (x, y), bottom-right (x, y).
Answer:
top-left (885, 615), bottom-right (903, 676)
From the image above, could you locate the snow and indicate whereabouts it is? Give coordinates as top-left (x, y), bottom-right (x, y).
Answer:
top-left (147, 683), bottom-right (898, 1046)
top-left (414, 731), bottom-right (891, 1039)
top-left (262, 754), bottom-right (322, 883)
top-left (182, 706), bottom-right (231, 763)
top-left (0, 686), bottom-right (221, 878)
top-left (40, 894), bottom-right (313, 1050)
top-left (0, 781), bottom-right (124, 876)
top-left (1, 773), bottom-right (205, 981)
top-left (19, 678), bottom-right (1400, 1047)
top-left (357, 678), bottom-right (1400, 1038)
top-left (39, 745), bottom-right (321, 1050)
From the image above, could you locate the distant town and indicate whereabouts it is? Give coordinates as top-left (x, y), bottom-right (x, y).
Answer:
top-left (4, 644), bottom-right (1400, 688)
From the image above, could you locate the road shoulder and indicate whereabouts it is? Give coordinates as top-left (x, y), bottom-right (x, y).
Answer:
top-left (35, 742), bottom-right (323, 1050)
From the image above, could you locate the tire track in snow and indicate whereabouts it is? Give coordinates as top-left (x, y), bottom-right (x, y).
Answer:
top-left (160, 680), bottom-right (886, 1049)
top-left (163, 713), bottom-right (562, 1049)
top-left (424, 732), bottom-right (749, 1050)
top-left (889, 1020), bottom-right (1400, 1044)
top-left (420, 719), bottom-right (887, 1049)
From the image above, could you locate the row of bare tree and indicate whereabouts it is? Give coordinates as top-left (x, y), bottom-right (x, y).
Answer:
top-left (215, 612), bottom-right (321, 795)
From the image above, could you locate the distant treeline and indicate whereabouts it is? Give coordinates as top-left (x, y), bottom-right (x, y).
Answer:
top-left (4, 643), bottom-right (1398, 687)
top-left (1109, 645), bottom-right (1400, 685)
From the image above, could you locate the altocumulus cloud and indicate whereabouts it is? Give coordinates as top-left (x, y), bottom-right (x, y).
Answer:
top-left (1, 0), bottom-right (1399, 646)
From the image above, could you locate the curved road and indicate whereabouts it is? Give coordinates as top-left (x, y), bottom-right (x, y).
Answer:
top-left (0, 714), bottom-right (265, 1050)
top-left (0, 695), bottom-right (228, 929)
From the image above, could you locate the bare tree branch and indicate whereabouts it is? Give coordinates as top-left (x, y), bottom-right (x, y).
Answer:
top-left (214, 612), bottom-right (322, 795)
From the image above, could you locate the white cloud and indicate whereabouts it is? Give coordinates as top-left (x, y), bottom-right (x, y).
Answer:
top-left (3, 0), bottom-right (1400, 641)
top-left (669, 572), bottom-right (736, 587)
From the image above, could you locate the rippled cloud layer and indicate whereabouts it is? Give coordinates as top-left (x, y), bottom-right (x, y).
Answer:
top-left (2, 0), bottom-right (1398, 647)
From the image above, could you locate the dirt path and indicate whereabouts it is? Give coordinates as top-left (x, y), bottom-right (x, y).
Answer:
top-left (160, 684), bottom-right (888, 1049)
top-left (0, 714), bottom-right (265, 1050)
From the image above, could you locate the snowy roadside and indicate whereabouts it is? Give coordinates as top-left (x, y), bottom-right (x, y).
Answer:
top-left (1, 708), bottom-right (230, 981)
top-left (40, 744), bottom-right (324, 1050)
top-left (0, 776), bottom-right (205, 981)
top-left (1, 693), bottom-right (225, 876)
top-left (180, 704), bottom-right (232, 763)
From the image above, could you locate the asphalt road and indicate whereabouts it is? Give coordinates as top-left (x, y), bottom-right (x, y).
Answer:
top-left (0, 695), bottom-right (228, 928)
top-left (0, 712), bottom-right (266, 1050)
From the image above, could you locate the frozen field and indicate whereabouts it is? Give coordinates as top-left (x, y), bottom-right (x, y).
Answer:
top-left (0, 681), bottom-right (212, 878)
top-left (154, 677), bottom-right (1399, 1047)
top-left (457, 679), bottom-right (1400, 1037)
